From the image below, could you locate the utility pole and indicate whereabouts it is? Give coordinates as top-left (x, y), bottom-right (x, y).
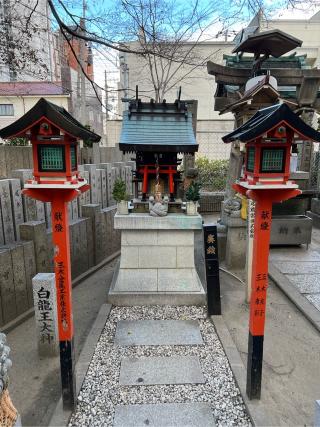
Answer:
top-left (79, 0), bottom-right (87, 125)
top-left (105, 70), bottom-right (109, 120)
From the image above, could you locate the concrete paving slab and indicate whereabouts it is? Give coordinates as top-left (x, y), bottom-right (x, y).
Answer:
top-left (273, 261), bottom-right (320, 274)
top-left (270, 248), bottom-right (320, 261)
top-left (285, 274), bottom-right (320, 294)
top-left (119, 356), bottom-right (205, 385)
top-left (113, 403), bottom-right (215, 427)
top-left (114, 320), bottom-right (203, 346)
top-left (305, 293), bottom-right (320, 311)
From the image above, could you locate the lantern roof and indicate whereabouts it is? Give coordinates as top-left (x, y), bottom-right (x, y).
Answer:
top-left (0, 97), bottom-right (101, 142)
top-left (222, 103), bottom-right (320, 143)
top-left (119, 99), bottom-right (198, 153)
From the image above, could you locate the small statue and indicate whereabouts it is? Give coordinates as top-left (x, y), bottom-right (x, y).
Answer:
top-left (0, 333), bottom-right (18, 427)
top-left (149, 187), bottom-right (169, 217)
top-left (224, 197), bottom-right (242, 218)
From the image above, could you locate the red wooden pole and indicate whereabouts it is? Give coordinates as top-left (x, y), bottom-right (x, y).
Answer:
top-left (234, 184), bottom-right (301, 400)
top-left (246, 196), bottom-right (272, 399)
top-left (23, 187), bottom-right (89, 409)
top-left (51, 194), bottom-right (75, 409)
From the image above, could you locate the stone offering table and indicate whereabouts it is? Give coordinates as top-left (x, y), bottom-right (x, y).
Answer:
top-left (108, 213), bottom-right (206, 305)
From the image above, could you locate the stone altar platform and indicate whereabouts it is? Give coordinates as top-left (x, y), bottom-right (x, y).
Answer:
top-left (108, 213), bottom-right (206, 305)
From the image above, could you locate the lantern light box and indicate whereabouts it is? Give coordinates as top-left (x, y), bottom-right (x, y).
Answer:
top-left (0, 98), bottom-right (100, 189)
top-left (223, 103), bottom-right (320, 188)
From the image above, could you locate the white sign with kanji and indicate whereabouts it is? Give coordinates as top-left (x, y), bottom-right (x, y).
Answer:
top-left (32, 273), bottom-right (59, 357)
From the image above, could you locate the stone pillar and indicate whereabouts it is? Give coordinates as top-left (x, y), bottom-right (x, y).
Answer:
top-left (32, 273), bottom-right (59, 357)
top-left (21, 240), bottom-right (36, 308)
top-left (0, 180), bottom-right (15, 243)
top-left (81, 204), bottom-right (101, 265)
top-left (78, 170), bottom-right (90, 216)
top-left (10, 243), bottom-right (29, 316)
top-left (11, 169), bottom-right (45, 222)
top-left (84, 164), bottom-right (99, 204)
top-left (20, 221), bottom-right (50, 273)
top-left (0, 248), bottom-right (15, 324)
top-left (7, 179), bottom-right (24, 241)
top-left (225, 215), bottom-right (247, 270)
top-left (125, 166), bottom-right (133, 197)
top-left (97, 168), bottom-right (108, 208)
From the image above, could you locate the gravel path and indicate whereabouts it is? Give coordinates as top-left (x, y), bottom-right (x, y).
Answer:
top-left (69, 306), bottom-right (251, 427)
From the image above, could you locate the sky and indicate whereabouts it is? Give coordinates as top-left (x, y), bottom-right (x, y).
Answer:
top-left (89, 1), bottom-right (320, 116)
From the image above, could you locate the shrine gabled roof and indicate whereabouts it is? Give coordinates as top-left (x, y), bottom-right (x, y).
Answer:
top-left (222, 103), bottom-right (320, 143)
top-left (119, 100), bottom-right (198, 153)
top-left (0, 97), bottom-right (101, 142)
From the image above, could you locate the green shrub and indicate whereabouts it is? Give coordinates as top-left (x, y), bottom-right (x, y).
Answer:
top-left (4, 137), bottom-right (29, 146)
top-left (195, 157), bottom-right (229, 192)
top-left (112, 178), bottom-right (129, 202)
top-left (185, 181), bottom-right (201, 201)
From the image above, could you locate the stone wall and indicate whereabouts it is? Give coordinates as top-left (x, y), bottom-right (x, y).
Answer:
top-left (0, 145), bottom-right (130, 178)
top-left (0, 160), bottom-right (134, 327)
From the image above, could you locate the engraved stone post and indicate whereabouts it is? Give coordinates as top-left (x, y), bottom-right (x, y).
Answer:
top-left (32, 273), bottom-right (59, 357)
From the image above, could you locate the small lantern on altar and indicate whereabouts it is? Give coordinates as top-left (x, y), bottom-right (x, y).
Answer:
top-left (0, 98), bottom-right (100, 189)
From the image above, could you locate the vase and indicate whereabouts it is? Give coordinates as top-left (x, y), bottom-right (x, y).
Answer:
top-left (117, 200), bottom-right (129, 215)
top-left (186, 201), bottom-right (198, 215)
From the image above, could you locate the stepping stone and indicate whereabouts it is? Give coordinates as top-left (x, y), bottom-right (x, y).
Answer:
top-left (113, 403), bottom-right (215, 427)
top-left (114, 320), bottom-right (203, 346)
top-left (119, 356), bottom-right (205, 385)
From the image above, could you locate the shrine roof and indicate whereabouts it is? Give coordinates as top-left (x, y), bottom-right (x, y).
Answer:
top-left (222, 103), bottom-right (320, 143)
top-left (119, 100), bottom-right (198, 153)
top-left (232, 29), bottom-right (302, 58)
top-left (0, 97), bottom-right (101, 142)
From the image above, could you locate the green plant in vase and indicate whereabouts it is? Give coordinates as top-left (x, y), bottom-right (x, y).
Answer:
top-left (185, 181), bottom-right (201, 215)
top-left (113, 178), bottom-right (130, 214)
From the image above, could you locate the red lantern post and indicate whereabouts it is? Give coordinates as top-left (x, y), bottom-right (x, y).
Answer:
top-left (222, 103), bottom-right (320, 400)
top-left (0, 98), bottom-right (100, 409)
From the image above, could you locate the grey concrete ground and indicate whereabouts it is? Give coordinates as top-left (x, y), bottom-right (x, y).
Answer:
top-left (270, 228), bottom-right (320, 312)
top-left (220, 270), bottom-right (320, 426)
top-left (7, 258), bottom-right (118, 427)
top-left (6, 216), bottom-right (320, 427)
top-left (199, 216), bottom-right (320, 426)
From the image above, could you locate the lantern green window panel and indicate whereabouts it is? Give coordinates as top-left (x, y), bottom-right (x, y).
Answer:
top-left (38, 145), bottom-right (66, 172)
top-left (247, 147), bottom-right (255, 172)
top-left (70, 146), bottom-right (77, 171)
top-left (260, 148), bottom-right (285, 173)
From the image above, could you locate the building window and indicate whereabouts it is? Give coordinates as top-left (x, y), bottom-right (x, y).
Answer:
top-left (260, 147), bottom-right (286, 173)
top-left (247, 147), bottom-right (255, 172)
top-left (0, 104), bottom-right (14, 116)
top-left (38, 145), bottom-right (65, 172)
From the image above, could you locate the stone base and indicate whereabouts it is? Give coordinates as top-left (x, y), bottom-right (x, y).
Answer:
top-left (108, 213), bottom-right (206, 306)
top-left (307, 211), bottom-right (320, 229)
top-left (271, 215), bottom-right (312, 244)
top-left (108, 262), bottom-right (206, 306)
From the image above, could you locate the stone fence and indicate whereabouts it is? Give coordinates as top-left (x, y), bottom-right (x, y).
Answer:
top-left (0, 160), bottom-right (134, 328)
top-left (199, 192), bottom-right (225, 213)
